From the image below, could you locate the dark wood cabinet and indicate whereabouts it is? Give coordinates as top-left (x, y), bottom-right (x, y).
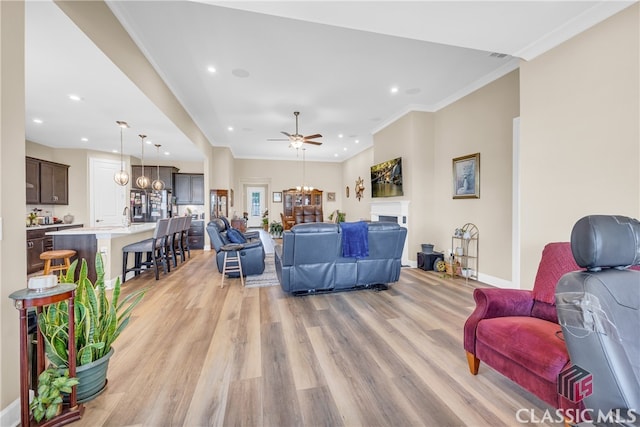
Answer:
top-left (188, 219), bottom-right (204, 249)
top-left (25, 157), bottom-right (40, 204)
top-left (131, 165), bottom-right (179, 190)
top-left (26, 157), bottom-right (69, 205)
top-left (26, 224), bottom-right (82, 274)
top-left (210, 189), bottom-right (228, 219)
top-left (174, 173), bottom-right (204, 205)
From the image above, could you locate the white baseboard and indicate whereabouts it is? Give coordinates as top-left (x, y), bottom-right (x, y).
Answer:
top-left (477, 272), bottom-right (513, 289)
top-left (0, 397), bottom-right (21, 427)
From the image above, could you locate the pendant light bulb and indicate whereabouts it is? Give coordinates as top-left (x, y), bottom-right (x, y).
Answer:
top-left (136, 134), bottom-right (150, 188)
top-left (152, 143), bottom-right (165, 191)
top-left (114, 120), bottom-right (130, 186)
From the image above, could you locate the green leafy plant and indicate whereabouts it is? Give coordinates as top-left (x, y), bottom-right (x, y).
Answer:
top-left (328, 210), bottom-right (346, 223)
top-left (29, 368), bottom-right (78, 422)
top-left (269, 221), bottom-right (283, 236)
top-left (38, 253), bottom-right (146, 367)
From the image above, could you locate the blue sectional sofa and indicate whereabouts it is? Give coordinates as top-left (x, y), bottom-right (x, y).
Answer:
top-left (274, 221), bottom-right (407, 295)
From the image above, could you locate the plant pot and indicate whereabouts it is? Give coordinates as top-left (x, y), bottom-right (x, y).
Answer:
top-left (421, 244), bottom-right (434, 253)
top-left (69, 348), bottom-right (114, 403)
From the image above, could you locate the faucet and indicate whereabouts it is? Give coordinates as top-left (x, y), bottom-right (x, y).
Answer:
top-left (122, 207), bottom-right (131, 227)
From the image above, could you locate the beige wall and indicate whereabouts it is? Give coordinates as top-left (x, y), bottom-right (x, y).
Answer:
top-left (433, 71), bottom-right (519, 282)
top-left (341, 147), bottom-right (374, 222)
top-left (1, 0), bottom-right (25, 410)
top-left (519, 4), bottom-right (640, 289)
top-left (369, 72), bottom-right (519, 283)
top-left (372, 112), bottom-right (438, 259)
top-left (234, 158), bottom-right (343, 223)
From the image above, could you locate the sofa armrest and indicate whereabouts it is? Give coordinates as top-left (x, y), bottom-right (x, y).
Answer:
top-left (463, 288), bottom-right (534, 354)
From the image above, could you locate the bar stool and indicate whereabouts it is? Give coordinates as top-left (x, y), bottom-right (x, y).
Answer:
top-left (220, 243), bottom-right (244, 288)
top-left (40, 249), bottom-right (76, 278)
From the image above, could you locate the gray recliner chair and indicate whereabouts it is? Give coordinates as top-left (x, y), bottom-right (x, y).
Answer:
top-left (206, 218), bottom-right (265, 276)
top-left (556, 215), bottom-right (640, 426)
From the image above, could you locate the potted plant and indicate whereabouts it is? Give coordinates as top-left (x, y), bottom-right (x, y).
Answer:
top-left (38, 253), bottom-right (146, 402)
top-left (328, 210), bottom-right (346, 223)
top-left (269, 221), bottom-right (283, 237)
top-left (29, 368), bottom-right (79, 422)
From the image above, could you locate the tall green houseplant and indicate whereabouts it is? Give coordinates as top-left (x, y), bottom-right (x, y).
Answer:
top-left (38, 253), bottom-right (146, 367)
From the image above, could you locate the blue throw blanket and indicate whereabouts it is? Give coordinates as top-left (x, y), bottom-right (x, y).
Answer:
top-left (340, 221), bottom-right (369, 258)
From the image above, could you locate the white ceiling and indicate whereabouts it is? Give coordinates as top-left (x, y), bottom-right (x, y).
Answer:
top-left (25, 1), bottom-right (636, 163)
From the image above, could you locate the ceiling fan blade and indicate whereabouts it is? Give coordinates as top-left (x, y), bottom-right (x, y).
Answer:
top-left (303, 134), bottom-right (322, 140)
top-left (281, 131), bottom-right (292, 137)
top-left (304, 140), bottom-right (323, 146)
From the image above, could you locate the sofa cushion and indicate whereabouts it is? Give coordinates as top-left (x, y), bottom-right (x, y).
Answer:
top-left (227, 228), bottom-right (247, 244)
top-left (476, 316), bottom-right (569, 383)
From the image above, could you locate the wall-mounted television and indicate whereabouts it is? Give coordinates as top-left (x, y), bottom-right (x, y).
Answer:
top-left (370, 157), bottom-right (403, 198)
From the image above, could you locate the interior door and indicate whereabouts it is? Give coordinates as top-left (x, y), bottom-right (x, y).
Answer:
top-left (90, 158), bottom-right (127, 226)
top-left (246, 186), bottom-right (265, 228)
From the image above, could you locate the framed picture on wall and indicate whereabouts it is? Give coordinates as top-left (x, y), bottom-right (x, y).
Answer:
top-left (273, 191), bottom-right (282, 203)
top-left (452, 152), bottom-right (480, 199)
top-left (327, 192), bottom-right (336, 202)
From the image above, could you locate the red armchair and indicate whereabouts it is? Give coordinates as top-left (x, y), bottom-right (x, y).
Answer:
top-left (464, 242), bottom-right (583, 411)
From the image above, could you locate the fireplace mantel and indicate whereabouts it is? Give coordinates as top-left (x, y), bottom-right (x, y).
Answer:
top-left (370, 200), bottom-right (410, 266)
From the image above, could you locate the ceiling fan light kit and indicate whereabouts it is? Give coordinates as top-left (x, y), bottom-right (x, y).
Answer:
top-left (269, 111), bottom-right (323, 149)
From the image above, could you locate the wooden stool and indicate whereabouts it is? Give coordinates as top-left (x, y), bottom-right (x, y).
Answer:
top-left (220, 244), bottom-right (244, 288)
top-left (40, 249), bottom-right (76, 277)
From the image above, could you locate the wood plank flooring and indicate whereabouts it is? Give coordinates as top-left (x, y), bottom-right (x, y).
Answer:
top-left (72, 250), bottom-right (555, 427)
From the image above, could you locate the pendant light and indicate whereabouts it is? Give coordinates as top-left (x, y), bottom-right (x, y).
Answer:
top-left (152, 144), bottom-right (165, 191)
top-left (295, 148), bottom-right (314, 193)
top-left (135, 134), bottom-right (151, 189)
top-left (113, 121), bottom-right (130, 186)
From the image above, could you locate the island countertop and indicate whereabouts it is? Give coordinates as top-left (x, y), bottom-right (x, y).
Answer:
top-left (46, 223), bottom-right (156, 239)
top-left (49, 223), bottom-right (157, 286)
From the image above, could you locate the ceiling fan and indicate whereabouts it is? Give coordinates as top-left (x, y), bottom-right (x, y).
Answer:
top-left (267, 111), bottom-right (322, 149)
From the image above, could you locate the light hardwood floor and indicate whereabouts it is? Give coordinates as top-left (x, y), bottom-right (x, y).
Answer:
top-left (72, 250), bottom-right (555, 427)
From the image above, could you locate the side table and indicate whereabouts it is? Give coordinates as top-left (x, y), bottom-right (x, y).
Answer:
top-left (9, 284), bottom-right (83, 427)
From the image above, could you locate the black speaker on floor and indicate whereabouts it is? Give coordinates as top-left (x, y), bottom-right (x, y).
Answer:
top-left (417, 252), bottom-right (443, 271)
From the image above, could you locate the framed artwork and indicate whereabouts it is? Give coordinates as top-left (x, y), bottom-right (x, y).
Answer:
top-left (273, 191), bottom-right (282, 203)
top-left (327, 192), bottom-right (336, 202)
top-left (452, 153), bottom-right (480, 199)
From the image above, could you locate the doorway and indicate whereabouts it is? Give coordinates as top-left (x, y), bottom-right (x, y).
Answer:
top-left (90, 158), bottom-right (127, 226)
top-left (246, 186), bottom-right (266, 228)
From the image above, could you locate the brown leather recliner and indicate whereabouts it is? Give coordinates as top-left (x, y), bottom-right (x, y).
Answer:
top-left (294, 205), bottom-right (323, 224)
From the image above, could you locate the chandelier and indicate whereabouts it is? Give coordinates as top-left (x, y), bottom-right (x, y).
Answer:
top-left (113, 121), bottom-right (130, 186)
top-left (295, 148), bottom-right (314, 192)
top-left (135, 134), bottom-right (151, 189)
top-left (152, 144), bottom-right (165, 191)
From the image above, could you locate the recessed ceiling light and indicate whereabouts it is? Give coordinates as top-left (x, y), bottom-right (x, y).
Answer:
top-left (112, 149), bottom-right (118, 153)
top-left (355, 140), bottom-right (359, 144)
top-left (145, 139), bottom-right (152, 145)
top-left (81, 137), bottom-right (88, 142)
top-left (227, 126), bottom-right (234, 131)
top-left (164, 151), bottom-right (170, 156)
top-left (338, 134), bottom-right (343, 138)
top-left (68, 94), bottom-right (82, 101)
top-left (390, 87), bottom-right (399, 94)
top-left (207, 66), bottom-right (216, 73)
top-left (33, 118), bottom-right (43, 124)
top-left (334, 153), bottom-right (339, 157)
top-left (343, 147), bottom-right (347, 151)
top-left (232, 68), bottom-right (250, 78)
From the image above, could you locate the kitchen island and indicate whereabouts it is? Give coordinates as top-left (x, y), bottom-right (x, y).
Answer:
top-left (47, 223), bottom-right (156, 286)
